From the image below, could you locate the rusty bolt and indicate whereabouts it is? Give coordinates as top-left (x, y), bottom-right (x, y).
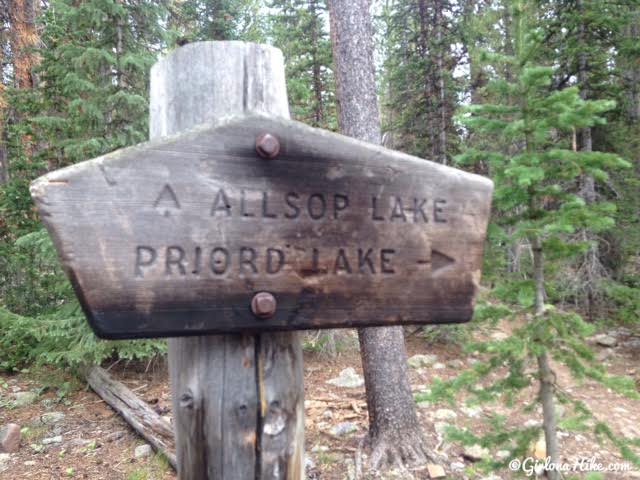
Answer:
top-left (251, 292), bottom-right (277, 319)
top-left (255, 133), bottom-right (280, 159)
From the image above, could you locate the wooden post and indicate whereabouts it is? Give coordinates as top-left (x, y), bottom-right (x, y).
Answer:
top-left (149, 42), bottom-right (304, 479)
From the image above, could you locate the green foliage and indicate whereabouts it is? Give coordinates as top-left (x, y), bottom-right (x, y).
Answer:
top-left (417, 324), bottom-right (470, 347)
top-left (0, 303), bottom-right (166, 372)
top-left (601, 280), bottom-right (640, 324)
top-left (435, 0), bottom-right (640, 470)
top-left (169, 0), bottom-right (265, 43)
top-left (268, 0), bottom-right (336, 129)
top-left (380, 0), bottom-right (462, 161)
top-left (0, 232), bottom-right (165, 372)
top-left (28, 0), bottom-right (166, 169)
top-left (0, 1), bottom-right (168, 372)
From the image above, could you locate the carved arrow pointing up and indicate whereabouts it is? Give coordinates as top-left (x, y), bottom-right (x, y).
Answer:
top-left (30, 114), bottom-right (493, 338)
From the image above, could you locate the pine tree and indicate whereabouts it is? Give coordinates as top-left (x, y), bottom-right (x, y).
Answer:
top-left (268, 0), bottom-right (336, 129)
top-left (380, 0), bottom-right (461, 163)
top-left (535, 0), bottom-right (640, 317)
top-left (0, 1), bottom-right (11, 185)
top-left (169, 0), bottom-right (264, 44)
top-left (30, 0), bottom-right (166, 170)
top-left (427, 1), bottom-right (639, 477)
top-left (0, 0), bottom-right (169, 370)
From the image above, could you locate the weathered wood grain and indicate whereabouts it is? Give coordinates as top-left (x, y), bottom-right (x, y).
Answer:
top-left (152, 41), bottom-right (305, 480)
top-left (86, 366), bottom-right (177, 469)
top-left (30, 114), bottom-right (493, 338)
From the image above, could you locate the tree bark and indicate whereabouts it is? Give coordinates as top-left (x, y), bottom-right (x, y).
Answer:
top-left (328, 0), bottom-right (430, 472)
top-left (309, 0), bottom-right (324, 127)
top-left (577, 0), bottom-right (600, 320)
top-left (0, 7), bottom-right (7, 185)
top-left (624, 9), bottom-right (640, 122)
top-left (10, 0), bottom-right (38, 90)
top-left (531, 235), bottom-right (559, 480)
top-left (150, 41), bottom-right (304, 480)
top-left (434, 0), bottom-right (448, 165)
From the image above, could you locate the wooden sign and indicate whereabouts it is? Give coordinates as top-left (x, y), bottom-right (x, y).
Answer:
top-left (30, 115), bottom-right (493, 339)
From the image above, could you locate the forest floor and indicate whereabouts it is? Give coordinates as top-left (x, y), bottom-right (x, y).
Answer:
top-left (1, 323), bottom-right (640, 480)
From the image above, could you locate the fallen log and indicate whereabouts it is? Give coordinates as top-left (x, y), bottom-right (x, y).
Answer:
top-left (86, 366), bottom-right (177, 469)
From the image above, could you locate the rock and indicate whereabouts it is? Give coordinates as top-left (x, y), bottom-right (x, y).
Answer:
top-left (534, 463), bottom-right (546, 476)
top-left (427, 463), bottom-right (446, 478)
top-left (435, 409), bottom-right (457, 420)
top-left (0, 453), bottom-right (10, 473)
top-left (67, 438), bottom-right (93, 448)
top-left (447, 359), bottom-right (465, 369)
top-left (461, 406), bottom-right (482, 418)
top-left (39, 412), bottom-right (65, 425)
top-left (407, 354), bottom-right (438, 368)
top-left (495, 450), bottom-right (510, 461)
top-left (433, 362), bottom-right (446, 370)
top-left (595, 334), bottom-right (617, 347)
top-left (105, 431), bottom-right (125, 442)
top-left (533, 437), bottom-right (546, 459)
top-left (450, 461), bottom-right (465, 471)
top-left (325, 368), bottom-right (364, 388)
top-left (345, 458), bottom-right (356, 480)
top-left (434, 422), bottom-right (449, 437)
top-left (596, 349), bottom-right (613, 361)
top-left (626, 338), bottom-right (640, 349)
top-left (41, 435), bottom-right (63, 445)
top-left (462, 444), bottom-right (489, 462)
top-left (304, 454), bottom-right (315, 470)
top-left (524, 419), bottom-right (541, 428)
top-left (0, 424), bottom-right (21, 453)
top-left (490, 331), bottom-right (508, 341)
top-left (134, 444), bottom-right (152, 459)
top-left (12, 391), bottom-right (37, 407)
top-left (329, 422), bottom-right (357, 437)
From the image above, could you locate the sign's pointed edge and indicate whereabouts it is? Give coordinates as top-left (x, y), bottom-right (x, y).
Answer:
top-left (30, 113), bottom-right (494, 201)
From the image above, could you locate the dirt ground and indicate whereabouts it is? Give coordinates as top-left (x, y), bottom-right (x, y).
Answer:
top-left (1, 326), bottom-right (639, 480)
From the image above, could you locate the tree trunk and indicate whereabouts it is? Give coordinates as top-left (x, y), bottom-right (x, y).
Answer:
top-left (531, 235), bottom-right (559, 480)
top-left (150, 41), bottom-right (304, 480)
top-left (434, 0), bottom-right (448, 165)
top-left (577, 0), bottom-right (600, 320)
top-left (624, 9), bottom-right (640, 122)
top-left (417, 0), bottom-right (436, 160)
top-left (10, 0), bottom-right (38, 90)
top-left (328, 0), bottom-right (430, 472)
top-left (309, 0), bottom-right (324, 127)
top-left (8, 0), bottom-right (39, 169)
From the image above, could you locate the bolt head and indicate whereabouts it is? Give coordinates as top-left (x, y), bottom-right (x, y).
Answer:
top-left (256, 133), bottom-right (280, 159)
top-left (251, 292), bottom-right (277, 318)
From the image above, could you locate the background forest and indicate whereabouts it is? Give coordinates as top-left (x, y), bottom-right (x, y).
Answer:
top-left (1, 0), bottom-right (640, 479)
